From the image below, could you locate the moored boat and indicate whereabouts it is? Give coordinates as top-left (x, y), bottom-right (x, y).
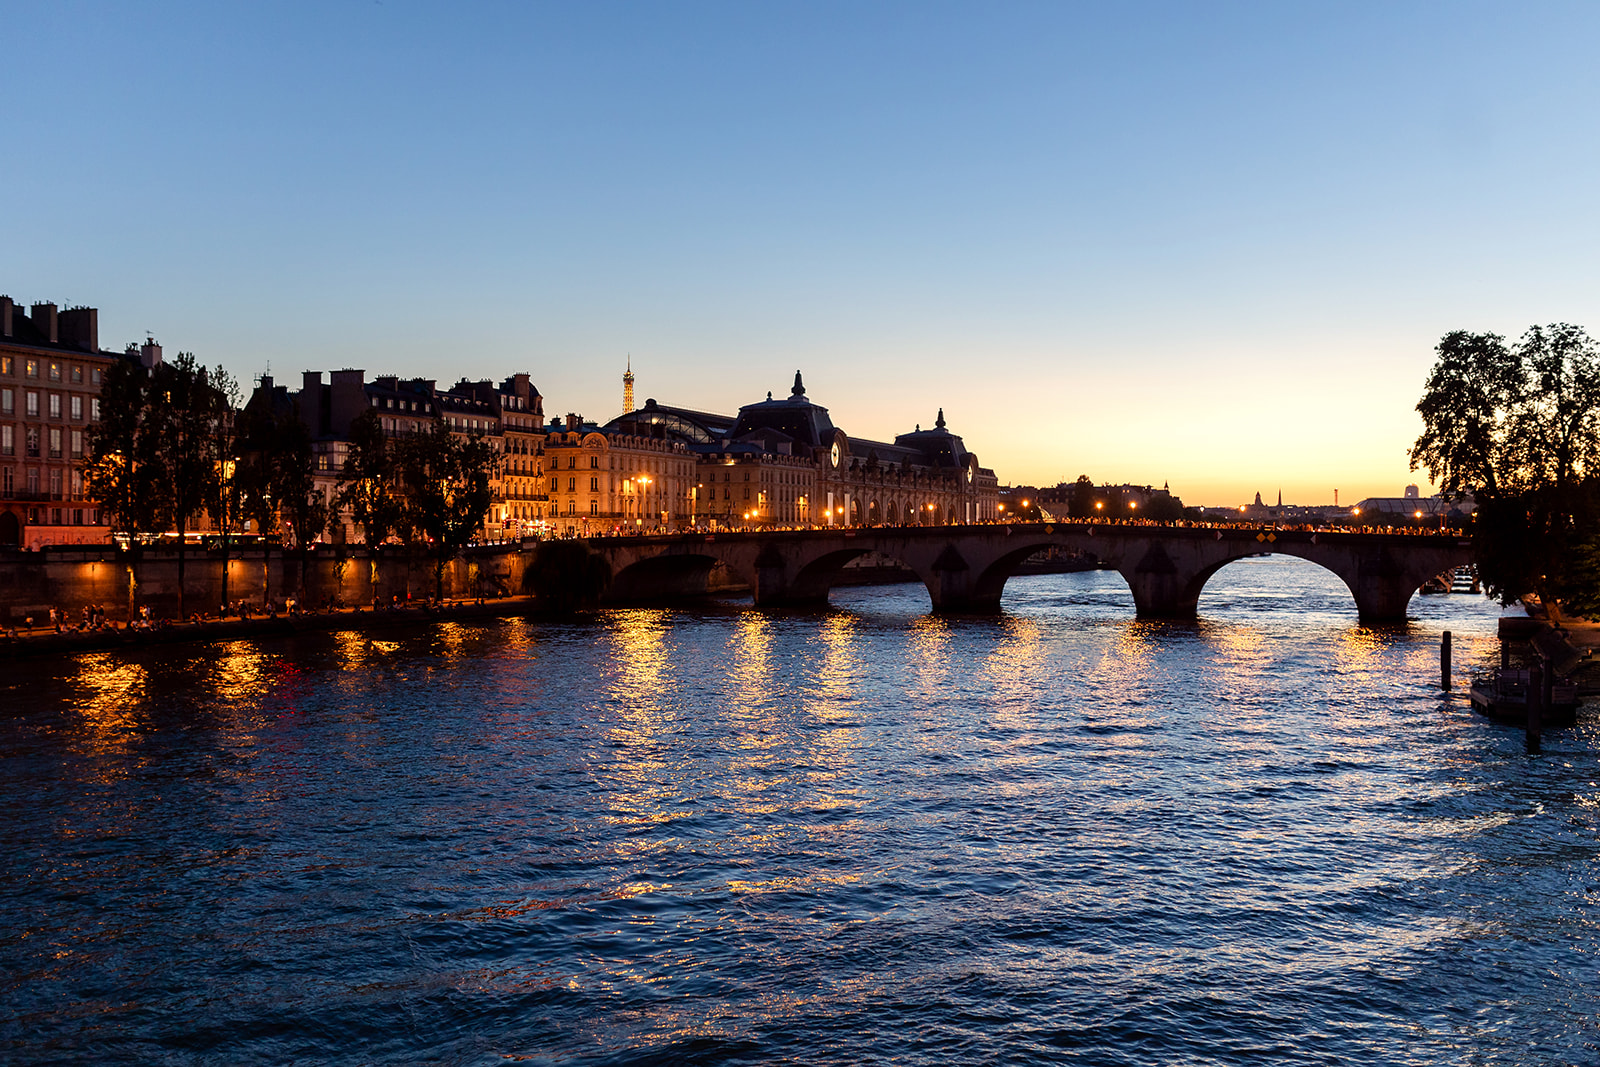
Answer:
top-left (1469, 668), bottom-right (1581, 726)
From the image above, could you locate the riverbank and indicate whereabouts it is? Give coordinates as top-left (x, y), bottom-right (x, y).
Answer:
top-left (0, 596), bottom-right (545, 660)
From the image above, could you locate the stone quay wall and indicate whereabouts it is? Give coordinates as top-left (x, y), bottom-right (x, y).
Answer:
top-left (0, 543), bottom-right (539, 624)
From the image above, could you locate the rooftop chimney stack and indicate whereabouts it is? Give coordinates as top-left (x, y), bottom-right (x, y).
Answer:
top-left (58, 307), bottom-right (98, 353)
top-left (0, 297), bottom-right (12, 338)
top-left (30, 303), bottom-right (58, 344)
top-left (139, 337), bottom-right (163, 369)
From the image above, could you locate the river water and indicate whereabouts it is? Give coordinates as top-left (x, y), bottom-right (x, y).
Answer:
top-left (2, 557), bottom-right (1598, 1065)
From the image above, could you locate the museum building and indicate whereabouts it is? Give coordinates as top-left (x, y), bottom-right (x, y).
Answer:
top-left (604, 371), bottom-right (1000, 528)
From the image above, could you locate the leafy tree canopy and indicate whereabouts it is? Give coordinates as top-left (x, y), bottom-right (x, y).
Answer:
top-left (1411, 324), bottom-right (1600, 614)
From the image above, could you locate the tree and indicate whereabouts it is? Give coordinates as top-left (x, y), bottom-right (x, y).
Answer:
top-left (1067, 475), bottom-right (1097, 518)
top-left (1411, 331), bottom-right (1522, 501)
top-left (149, 353), bottom-right (225, 619)
top-left (206, 366), bottom-right (243, 608)
top-left (1411, 324), bottom-right (1600, 616)
top-left (234, 396), bottom-right (326, 605)
top-left (1144, 492), bottom-right (1185, 522)
top-left (335, 408), bottom-right (403, 601)
top-left (84, 355), bottom-right (164, 622)
top-left (395, 417), bottom-right (497, 601)
top-left (83, 352), bottom-right (229, 620)
top-left (271, 411), bottom-right (331, 600)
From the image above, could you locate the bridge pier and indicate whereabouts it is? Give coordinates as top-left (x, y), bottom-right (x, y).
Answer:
top-left (922, 545), bottom-right (1003, 614)
top-left (1120, 541), bottom-right (1201, 618)
top-left (1349, 550), bottom-right (1430, 624)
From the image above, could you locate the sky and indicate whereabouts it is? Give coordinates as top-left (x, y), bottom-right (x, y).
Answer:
top-left (7, 1), bottom-right (1600, 505)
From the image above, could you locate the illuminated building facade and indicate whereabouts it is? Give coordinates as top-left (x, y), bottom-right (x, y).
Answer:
top-left (0, 298), bottom-right (121, 548)
top-left (543, 412), bottom-right (697, 535)
top-left (605, 371), bottom-right (1000, 527)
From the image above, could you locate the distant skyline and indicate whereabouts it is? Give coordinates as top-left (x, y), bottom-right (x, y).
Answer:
top-left (8, 1), bottom-right (1600, 505)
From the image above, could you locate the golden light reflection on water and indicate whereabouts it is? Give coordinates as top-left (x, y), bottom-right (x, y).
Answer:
top-left (64, 652), bottom-right (149, 771)
top-left (597, 610), bottom-right (684, 835)
top-left (726, 612), bottom-right (775, 720)
top-left (906, 614), bottom-right (953, 699)
top-left (979, 616), bottom-right (1045, 732)
top-left (808, 613), bottom-right (863, 723)
top-left (210, 640), bottom-right (272, 704)
top-left (605, 610), bottom-right (673, 716)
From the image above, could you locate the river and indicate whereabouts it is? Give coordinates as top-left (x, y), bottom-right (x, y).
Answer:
top-left (2, 557), bottom-right (1597, 1065)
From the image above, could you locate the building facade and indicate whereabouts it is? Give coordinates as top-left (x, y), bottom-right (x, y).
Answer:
top-left (262, 368), bottom-right (550, 544)
top-left (605, 372), bottom-right (1000, 528)
top-left (543, 413), bottom-right (698, 535)
top-left (0, 298), bottom-right (122, 549)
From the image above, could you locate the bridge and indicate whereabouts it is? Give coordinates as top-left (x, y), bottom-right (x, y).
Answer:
top-left (586, 522), bottom-right (1474, 623)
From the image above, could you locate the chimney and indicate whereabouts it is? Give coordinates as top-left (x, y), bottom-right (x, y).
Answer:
top-left (300, 371), bottom-right (324, 435)
top-left (31, 303), bottom-right (58, 343)
top-left (566, 412), bottom-right (580, 431)
top-left (139, 337), bottom-right (163, 369)
top-left (329, 369), bottom-right (367, 435)
top-left (58, 307), bottom-right (98, 353)
top-left (0, 297), bottom-right (12, 338)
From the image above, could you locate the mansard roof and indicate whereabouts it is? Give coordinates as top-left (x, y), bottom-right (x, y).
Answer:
top-left (728, 370), bottom-right (836, 449)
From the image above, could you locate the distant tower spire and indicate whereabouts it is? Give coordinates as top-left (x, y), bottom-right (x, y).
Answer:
top-left (791, 370), bottom-right (805, 397)
top-left (1276, 489), bottom-right (1282, 507)
top-left (935, 408), bottom-right (946, 429)
top-left (623, 356), bottom-right (634, 415)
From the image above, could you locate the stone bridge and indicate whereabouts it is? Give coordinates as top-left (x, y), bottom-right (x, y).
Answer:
top-left (585, 522), bottom-right (1475, 623)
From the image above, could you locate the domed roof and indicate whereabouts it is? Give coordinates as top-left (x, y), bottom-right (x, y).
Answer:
top-left (729, 370), bottom-right (837, 450)
top-left (893, 408), bottom-right (969, 468)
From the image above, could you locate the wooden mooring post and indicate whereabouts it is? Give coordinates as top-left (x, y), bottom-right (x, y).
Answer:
top-left (1527, 660), bottom-right (1544, 753)
top-left (1440, 631), bottom-right (1451, 690)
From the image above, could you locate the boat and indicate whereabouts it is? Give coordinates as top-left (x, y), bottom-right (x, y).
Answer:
top-left (1469, 668), bottom-right (1581, 726)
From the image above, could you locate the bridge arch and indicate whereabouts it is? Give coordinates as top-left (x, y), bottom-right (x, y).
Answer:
top-left (606, 552), bottom-right (753, 602)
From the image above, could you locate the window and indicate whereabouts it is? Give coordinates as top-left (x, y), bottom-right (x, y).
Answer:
top-left (70, 365), bottom-right (82, 383)
top-left (25, 428), bottom-right (39, 457)
top-left (70, 396), bottom-right (82, 420)
top-left (71, 469), bottom-right (82, 496)
top-left (90, 368), bottom-right (100, 385)
top-left (48, 361), bottom-right (60, 382)
top-left (73, 508), bottom-right (83, 524)
top-left (25, 391), bottom-right (38, 416)
top-left (26, 468), bottom-right (38, 492)
top-left (49, 428), bottom-right (62, 458)
top-left (1, 388), bottom-right (10, 413)
top-left (50, 469), bottom-right (61, 497)
top-left (48, 394), bottom-right (60, 418)
top-left (1, 468), bottom-right (10, 493)
top-left (0, 356), bottom-right (10, 374)
top-left (550, 478), bottom-right (557, 493)
top-left (589, 476), bottom-right (599, 491)
top-left (90, 398), bottom-right (100, 421)
top-left (1, 426), bottom-right (11, 455)
top-left (25, 359), bottom-right (38, 378)
top-left (70, 430), bottom-right (82, 458)
top-left (590, 501), bottom-right (599, 515)
top-left (567, 477), bottom-right (575, 492)
top-left (51, 507), bottom-right (62, 525)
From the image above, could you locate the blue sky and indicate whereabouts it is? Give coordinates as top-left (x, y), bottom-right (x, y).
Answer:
top-left (7, 1), bottom-right (1600, 504)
